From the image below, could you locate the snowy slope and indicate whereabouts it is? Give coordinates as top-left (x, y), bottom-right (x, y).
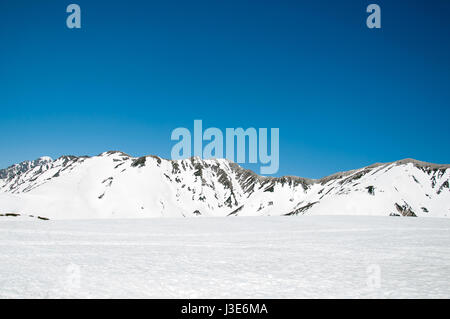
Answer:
top-left (0, 151), bottom-right (449, 219)
top-left (1, 216), bottom-right (449, 298)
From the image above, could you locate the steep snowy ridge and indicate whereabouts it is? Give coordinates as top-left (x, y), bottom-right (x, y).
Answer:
top-left (0, 156), bottom-right (53, 180)
top-left (0, 151), bottom-right (449, 219)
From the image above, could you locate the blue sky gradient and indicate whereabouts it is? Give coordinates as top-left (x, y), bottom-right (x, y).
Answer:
top-left (1, 0), bottom-right (449, 178)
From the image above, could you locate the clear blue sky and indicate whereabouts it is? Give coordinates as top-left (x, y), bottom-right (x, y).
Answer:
top-left (1, 0), bottom-right (449, 178)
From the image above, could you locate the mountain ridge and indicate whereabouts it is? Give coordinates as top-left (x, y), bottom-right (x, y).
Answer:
top-left (3, 152), bottom-right (449, 181)
top-left (0, 151), bottom-right (449, 219)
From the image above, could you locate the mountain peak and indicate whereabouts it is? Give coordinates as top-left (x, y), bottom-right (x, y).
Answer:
top-left (393, 158), bottom-right (450, 169)
top-left (37, 156), bottom-right (53, 162)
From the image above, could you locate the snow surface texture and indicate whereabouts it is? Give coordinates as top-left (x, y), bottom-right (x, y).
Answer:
top-left (0, 216), bottom-right (449, 298)
top-left (0, 151), bottom-right (449, 219)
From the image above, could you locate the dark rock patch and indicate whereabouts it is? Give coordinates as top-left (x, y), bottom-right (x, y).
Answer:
top-left (366, 185), bottom-right (375, 195)
top-left (131, 157), bottom-right (146, 168)
top-left (395, 203), bottom-right (417, 217)
top-left (285, 202), bottom-right (318, 216)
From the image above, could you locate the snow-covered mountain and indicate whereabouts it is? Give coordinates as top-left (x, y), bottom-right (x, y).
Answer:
top-left (0, 151), bottom-right (449, 219)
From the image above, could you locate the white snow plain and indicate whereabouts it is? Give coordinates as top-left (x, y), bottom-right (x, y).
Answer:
top-left (0, 215), bottom-right (449, 299)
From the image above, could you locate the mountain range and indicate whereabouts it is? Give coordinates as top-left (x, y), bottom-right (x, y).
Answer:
top-left (0, 151), bottom-right (449, 219)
